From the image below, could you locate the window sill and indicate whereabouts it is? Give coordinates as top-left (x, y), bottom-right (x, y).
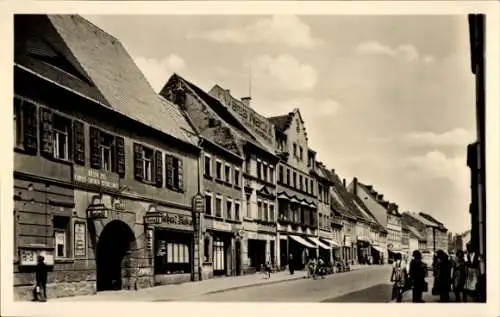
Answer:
top-left (224, 181), bottom-right (233, 187)
top-left (234, 185), bottom-right (242, 190)
top-left (204, 174), bottom-right (213, 180)
top-left (55, 258), bottom-right (74, 264)
top-left (215, 179), bottom-right (225, 185)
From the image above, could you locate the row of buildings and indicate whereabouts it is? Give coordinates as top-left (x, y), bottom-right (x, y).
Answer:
top-left (12, 15), bottom-right (448, 300)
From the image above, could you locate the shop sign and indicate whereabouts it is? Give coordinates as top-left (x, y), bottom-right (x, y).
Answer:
top-left (212, 221), bottom-right (232, 232)
top-left (192, 194), bottom-right (204, 214)
top-left (19, 248), bottom-right (54, 266)
top-left (161, 212), bottom-right (193, 229)
top-left (74, 167), bottom-right (119, 190)
top-left (87, 202), bottom-right (108, 219)
top-left (144, 212), bottom-right (163, 225)
top-left (74, 222), bottom-right (86, 257)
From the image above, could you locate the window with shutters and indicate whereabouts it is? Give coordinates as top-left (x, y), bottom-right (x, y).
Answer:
top-left (142, 147), bottom-right (154, 182)
top-left (53, 114), bottom-right (71, 160)
top-left (165, 154), bottom-right (184, 192)
top-left (73, 121), bottom-right (85, 165)
top-left (215, 196), bottom-right (222, 218)
top-left (15, 98), bottom-right (38, 154)
top-left (100, 131), bottom-right (115, 172)
top-left (205, 192), bottom-right (213, 216)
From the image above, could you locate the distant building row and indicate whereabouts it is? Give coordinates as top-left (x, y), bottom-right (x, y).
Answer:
top-left (12, 15), bottom-right (448, 300)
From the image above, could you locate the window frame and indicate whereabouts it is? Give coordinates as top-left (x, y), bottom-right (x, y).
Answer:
top-left (205, 191), bottom-right (213, 216)
top-left (226, 198), bottom-right (233, 220)
top-left (215, 160), bottom-right (223, 180)
top-left (142, 146), bottom-right (154, 182)
top-left (204, 154), bottom-right (212, 177)
top-left (215, 195), bottom-right (223, 218)
top-left (224, 164), bottom-right (232, 184)
top-left (234, 168), bottom-right (240, 187)
top-left (53, 114), bottom-right (70, 160)
top-left (234, 200), bottom-right (241, 221)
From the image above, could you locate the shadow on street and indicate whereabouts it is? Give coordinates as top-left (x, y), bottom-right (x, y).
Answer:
top-left (321, 283), bottom-right (393, 302)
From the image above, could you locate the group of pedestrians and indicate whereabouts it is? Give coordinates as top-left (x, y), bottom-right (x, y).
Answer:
top-left (391, 246), bottom-right (486, 303)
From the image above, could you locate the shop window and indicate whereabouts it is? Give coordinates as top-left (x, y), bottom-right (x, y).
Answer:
top-left (215, 196), bottom-right (222, 218)
top-left (234, 168), bottom-right (240, 187)
top-left (53, 216), bottom-right (70, 259)
top-left (204, 155), bottom-right (212, 177)
top-left (278, 166), bottom-right (283, 183)
top-left (53, 114), bottom-right (71, 160)
top-left (270, 166), bottom-right (274, 184)
top-left (235, 201), bottom-right (241, 220)
top-left (226, 200), bottom-right (233, 220)
top-left (154, 233), bottom-right (191, 275)
top-left (225, 164), bottom-right (231, 184)
top-left (216, 160), bottom-right (223, 180)
top-left (205, 192), bottom-right (213, 215)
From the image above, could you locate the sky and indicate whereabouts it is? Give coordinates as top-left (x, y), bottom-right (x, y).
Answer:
top-left (85, 15), bottom-right (476, 234)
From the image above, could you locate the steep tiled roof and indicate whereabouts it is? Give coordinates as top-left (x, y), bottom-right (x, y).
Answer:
top-left (268, 113), bottom-right (293, 133)
top-left (15, 15), bottom-right (194, 146)
top-left (409, 213), bottom-right (438, 227)
top-left (407, 225), bottom-right (426, 241)
top-left (419, 212), bottom-right (446, 229)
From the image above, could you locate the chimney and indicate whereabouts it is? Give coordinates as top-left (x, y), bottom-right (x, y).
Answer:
top-left (241, 97), bottom-right (251, 107)
top-left (353, 177), bottom-right (358, 194)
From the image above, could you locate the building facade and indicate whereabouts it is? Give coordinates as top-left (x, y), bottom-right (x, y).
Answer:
top-left (161, 76), bottom-right (280, 276)
top-left (269, 110), bottom-right (319, 270)
top-left (13, 15), bottom-right (203, 300)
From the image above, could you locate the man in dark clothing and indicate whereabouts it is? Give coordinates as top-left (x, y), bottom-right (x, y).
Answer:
top-left (409, 250), bottom-right (427, 303)
top-left (436, 250), bottom-right (452, 302)
top-left (288, 254), bottom-right (294, 275)
top-left (35, 255), bottom-right (48, 301)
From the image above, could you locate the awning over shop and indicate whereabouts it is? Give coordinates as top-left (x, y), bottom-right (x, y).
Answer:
top-left (300, 200), bottom-right (310, 206)
top-left (290, 235), bottom-right (316, 248)
top-left (308, 237), bottom-right (330, 250)
top-left (290, 197), bottom-right (300, 204)
top-left (277, 193), bottom-right (289, 200)
top-left (372, 245), bottom-right (385, 253)
top-left (320, 237), bottom-right (340, 248)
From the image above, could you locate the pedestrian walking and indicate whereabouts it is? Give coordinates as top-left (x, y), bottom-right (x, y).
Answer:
top-left (265, 261), bottom-right (272, 278)
top-left (34, 255), bottom-right (48, 302)
top-left (289, 253), bottom-right (295, 275)
top-left (452, 250), bottom-right (467, 302)
top-left (409, 250), bottom-right (427, 303)
top-left (307, 258), bottom-right (317, 279)
top-left (435, 250), bottom-right (452, 302)
top-left (390, 253), bottom-right (407, 302)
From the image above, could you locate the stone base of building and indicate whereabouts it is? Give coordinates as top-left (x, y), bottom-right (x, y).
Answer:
top-left (154, 274), bottom-right (191, 286)
top-left (14, 281), bottom-right (96, 301)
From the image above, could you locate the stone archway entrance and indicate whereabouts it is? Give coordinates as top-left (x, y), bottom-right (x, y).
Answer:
top-left (96, 220), bottom-right (137, 292)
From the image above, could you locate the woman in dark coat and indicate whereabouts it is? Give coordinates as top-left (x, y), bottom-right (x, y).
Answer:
top-left (409, 250), bottom-right (427, 303)
top-left (436, 250), bottom-right (452, 302)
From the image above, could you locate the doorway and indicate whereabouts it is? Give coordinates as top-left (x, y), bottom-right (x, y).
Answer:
top-left (235, 240), bottom-right (241, 275)
top-left (96, 220), bottom-right (136, 291)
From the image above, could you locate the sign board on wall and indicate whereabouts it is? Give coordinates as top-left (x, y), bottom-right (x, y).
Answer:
top-left (74, 222), bottom-right (86, 257)
top-left (74, 167), bottom-right (119, 190)
top-left (19, 248), bottom-right (54, 266)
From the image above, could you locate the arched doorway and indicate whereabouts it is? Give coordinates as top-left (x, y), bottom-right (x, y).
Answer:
top-left (96, 220), bottom-right (137, 292)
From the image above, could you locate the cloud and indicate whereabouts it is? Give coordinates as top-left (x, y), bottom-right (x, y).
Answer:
top-left (251, 54), bottom-right (318, 92)
top-left (266, 97), bottom-right (341, 118)
top-left (133, 54), bottom-right (187, 92)
top-left (371, 128), bottom-right (474, 148)
top-left (189, 15), bottom-right (324, 49)
top-left (403, 151), bottom-right (468, 183)
top-left (355, 41), bottom-right (433, 63)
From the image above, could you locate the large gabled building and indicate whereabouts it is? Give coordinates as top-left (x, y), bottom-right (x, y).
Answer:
top-left (14, 15), bottom-right (203, 299)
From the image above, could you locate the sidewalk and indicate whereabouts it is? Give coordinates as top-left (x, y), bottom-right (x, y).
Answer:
top-left (392, 275), bottom-right (458, 303)
top-left (54, 264), bottom-right (374, 302)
